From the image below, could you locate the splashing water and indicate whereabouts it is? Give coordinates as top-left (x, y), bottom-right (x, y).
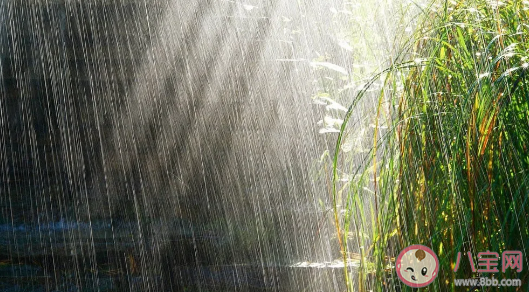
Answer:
top-left (0, 0), bottom-right (408, 290)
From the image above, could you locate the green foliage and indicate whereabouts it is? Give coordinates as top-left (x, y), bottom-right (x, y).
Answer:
top-left (334, 0), bottom-right (529, 290)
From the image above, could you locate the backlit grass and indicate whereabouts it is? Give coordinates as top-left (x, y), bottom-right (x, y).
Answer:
top-left (333, 1), bottom-right (529, 290)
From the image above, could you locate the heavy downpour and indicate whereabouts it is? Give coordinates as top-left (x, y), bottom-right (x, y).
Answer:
top-left (1, 0), bottom-right (529, 291)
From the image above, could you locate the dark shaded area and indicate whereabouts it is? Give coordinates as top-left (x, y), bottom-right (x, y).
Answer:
top-left (0, 0), bottom-right (337, 291)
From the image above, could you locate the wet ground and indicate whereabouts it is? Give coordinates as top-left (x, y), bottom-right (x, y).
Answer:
top-left (0, 221), bottom-right (348, 291)
top-left (0, 261), bottom-right (348, 291)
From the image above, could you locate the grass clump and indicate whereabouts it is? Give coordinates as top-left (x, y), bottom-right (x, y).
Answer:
top-left (333, 0), bottom-right (529, 290)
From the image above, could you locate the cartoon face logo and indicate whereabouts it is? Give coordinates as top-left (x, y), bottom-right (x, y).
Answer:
top-left (396, 244), bottom-right (439, 288)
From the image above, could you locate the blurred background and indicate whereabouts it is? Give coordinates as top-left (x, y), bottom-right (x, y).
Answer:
top-left (0, 0), bottom-right (411, 291)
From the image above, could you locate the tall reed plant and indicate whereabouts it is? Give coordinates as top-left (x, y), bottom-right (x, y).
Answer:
top-left (333, 1), bottom-right (529, 290)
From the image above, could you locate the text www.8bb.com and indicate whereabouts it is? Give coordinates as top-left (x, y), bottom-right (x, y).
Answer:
top-left (454, 277), bottom-right (521, 287)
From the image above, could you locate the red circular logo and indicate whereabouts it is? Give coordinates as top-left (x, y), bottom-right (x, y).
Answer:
top-left (396, 244), bottom-right (439, 288)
